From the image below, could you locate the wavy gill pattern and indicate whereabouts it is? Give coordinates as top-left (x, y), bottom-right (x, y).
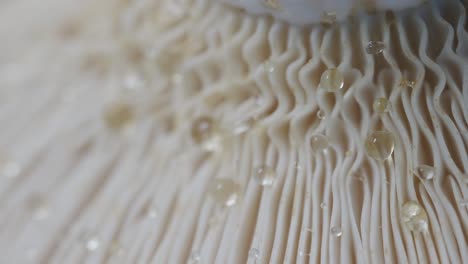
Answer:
top-left (0, 0), bottom-right (467, 263)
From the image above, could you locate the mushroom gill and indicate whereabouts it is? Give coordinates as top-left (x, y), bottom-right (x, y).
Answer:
top-left (0, 0), bottom-right (467, 263)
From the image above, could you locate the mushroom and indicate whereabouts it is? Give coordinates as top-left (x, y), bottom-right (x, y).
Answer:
top-left (0, 0), bottom-right (467, 263)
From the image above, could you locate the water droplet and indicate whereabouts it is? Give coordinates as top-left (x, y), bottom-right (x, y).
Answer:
top-left (190, 251), bottom-right (201, 263)
top-left (103, 101), bottom-right (135, 131)
top-left (86, 236), bottom-right (100, 251)
top-left (317, 109), bottom-right (326, 120)
top-left (248, 248), bottom-right (260, 259)
top-left (142, 206), bottom-right (158, 220)
top-left (208, 178), bottom-right (241, 207)
top-left (414, 165), bottom-right (435, 180)
top-left (330, 226), bottom-right (343, 237)
top-left (310, 134), bottom-right (330, 153)
top-left (191, 116), bottom-right (222, 151)
top-left (320, 202), bottom-right (327, 209)
top-left (299, 250), bottom-right (311, 257)
top-left (254, 165), bottom-right (276, 187)
top-left (0, 158), bottom-right (21, 178)
top-left (262, 0), bottom-right (280, 10)
top-left (399, 78), bottom-right (416, 89)
top-left (365, 130), bottom-right (395, 161)
top-left (321, 12), bottom-right (337, 25)
top-left (373, 97), bottom-right (391, 114)
top-left (263, 60), bottom-right (276, 73)
top-left (319, 68), bottom-right (344, 92)
top-left (400, 201), bottom-right (428, 233)
top-left (366, 41), bottom-right (385, 55)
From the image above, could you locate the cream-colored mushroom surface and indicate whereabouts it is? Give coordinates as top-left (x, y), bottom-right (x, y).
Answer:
top-left (0, 0), bottom-right (467, 263)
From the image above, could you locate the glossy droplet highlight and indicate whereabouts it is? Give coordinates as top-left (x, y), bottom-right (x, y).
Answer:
top-left (366, 41), bottom-right (385, 55)
top-left (317, 109), bottom-right (326, 120)
top-left (321, 12), bottom-right (337, 25)
top-left (373, 97), bottom-right (391, 114)
top-left (310, 134), bottom-right (330, 153)
top-left (190, 252), bottom-right (201, 263)
top-left (142, 205), bottom-right (158, 220)
top-left (86, 236), bottom-right (100, 251)
top-left (248, 248), bottom-right (260, 259)
top-left (401, 201), bottom-right (429, 233)
top-left (208, 178), bottom-right (241, 207)
top-left (103, 101), bottom-right (135, 131)
top-left (263, 60), bottom-right (276, 73)
top-left (191, 116), bottom-right (222, 151)
top-left (254, 165), bottom-right (276, 187)
top-left (320, 202), bottom-right (327, 209)
top-left (330, 226), bottom-right (343, 237)
top-left (414, 165), bottom-right (435, 180)
top-left (365, 131), bottom-right (395, 161)
top-left (319, 68), bottom-right (344, 92)
top-left (399, 78), bottom-right (416, 89)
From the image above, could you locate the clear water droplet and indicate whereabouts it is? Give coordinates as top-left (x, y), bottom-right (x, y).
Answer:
top-left (366, 41), bottom-right (385, 55)
top-left (365, 130), bottom-right (395, 161)
top-left (319, 68), bottom-right (344, 92)
top-left (317, 109), bottom-right (326, 120)
top-left (330, 226), bottom-right (343, 237)
top-left (103, 101), bottom-right (135, 131)
top-left (254, 166), bottom-right (276, 187)
top-left (310, 134), bottom-right (330, 153)
top-left (263, 60), bottom-right (276, 73)
top-left (86, 236), bottom-right (100, 251)
top-left (320, 202), bottom-right (327, 209)
top-left (191, 116), bottom-right (222, 151)
top-left (248, 248), bottom-right (260, 259)
top-left (321, 12), bottom-right (337, 25)
top-left (414, 165), bottom-right (435, 180)
top-left (208, 178), bottom-right (241, 207)
top-left (400, 201), bottom-right (428, 233)
top-left (373, 97), bottom-right (391, 113)
top-left (190, 252), bottom-right (201, 263)
top-left (399, 78), bottom-right (416, 89)
top-left (144, 206), bottom-right (158, 219)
